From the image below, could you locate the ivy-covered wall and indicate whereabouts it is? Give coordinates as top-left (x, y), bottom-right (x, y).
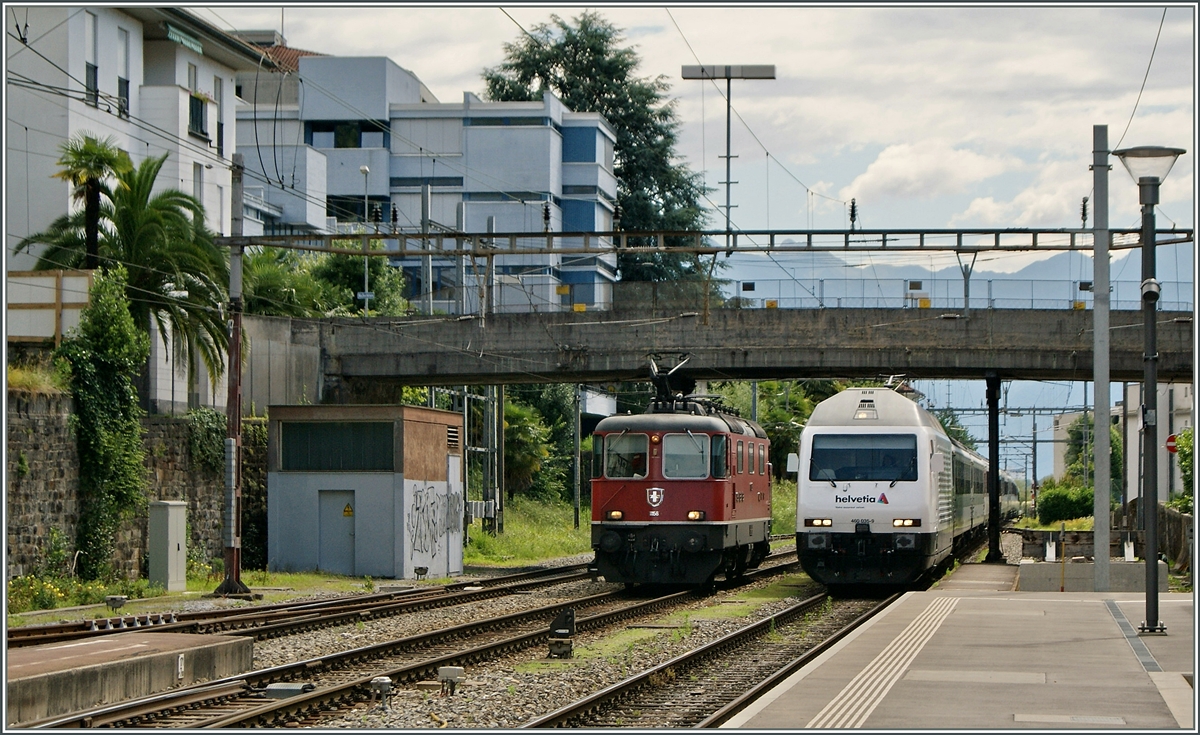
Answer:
top-left (6, 394), bottom-right (269, 580)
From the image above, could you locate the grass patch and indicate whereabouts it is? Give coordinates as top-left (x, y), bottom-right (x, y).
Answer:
top-left (739, 573), bottom-right (813, 600)
top-left (464, 497), bottom-right (591, 567)
top-left (1012, 516), bottom-right (1094, 531)
top-left (6, 575), bottom-right (165, 616)
top-left (7, 362), bottom-right (69, 394)
top-left (771, 479), bottom-right (797, 536)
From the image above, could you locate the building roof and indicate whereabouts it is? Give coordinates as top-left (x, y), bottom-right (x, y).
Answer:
top-left (230, 30), bottom-right (328, 73)
top-left (119, 8), bottom-right (276, 71)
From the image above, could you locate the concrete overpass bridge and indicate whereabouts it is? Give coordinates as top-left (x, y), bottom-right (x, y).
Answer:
top-left (279, 307), bottom-right (1194, 403)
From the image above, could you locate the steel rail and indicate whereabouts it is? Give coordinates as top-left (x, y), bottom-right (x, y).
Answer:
top-left (21, 588), bottom-right (624, 729)
top-left (7, 563), bottom-right (590, 647)
top-left (19, 560), bottom-right (799, 729)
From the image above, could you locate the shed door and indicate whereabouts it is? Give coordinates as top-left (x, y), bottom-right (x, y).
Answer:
top-left (319, 490), bottom-right (355, 576)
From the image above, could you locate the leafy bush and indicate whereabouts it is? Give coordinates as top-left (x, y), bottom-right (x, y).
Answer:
top-left (186, 407), bottom-right (227, 475)
top-left (1037, 486), bottom-right (1093, 525)
top-left (54, 266), bottom-right (149, 579)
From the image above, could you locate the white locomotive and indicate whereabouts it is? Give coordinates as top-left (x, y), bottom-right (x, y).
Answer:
top-left (792, 388), bottom-right (1019, 586)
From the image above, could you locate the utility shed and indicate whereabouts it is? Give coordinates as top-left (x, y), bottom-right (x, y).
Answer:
top-left (267, 405), bottom-right (464, 579)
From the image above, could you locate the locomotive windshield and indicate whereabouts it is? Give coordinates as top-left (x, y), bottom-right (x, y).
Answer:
top-left (662, 432), bottom-right (710, 478)
top-left (809, 434), bottom-right (918, 483)
top-left (605, 433), bottom-right (649, 478)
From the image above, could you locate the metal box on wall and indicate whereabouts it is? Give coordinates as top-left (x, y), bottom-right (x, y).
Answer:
top-left (148, 501), bottom-right (187, 592)
top-left (266, 405), bottom-right (464, 579)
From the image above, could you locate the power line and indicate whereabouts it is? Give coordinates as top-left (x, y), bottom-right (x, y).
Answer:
top-left (665, 9), bottom-right (847, 209)
top-left (1114, 7), bottom-right (1169, 151)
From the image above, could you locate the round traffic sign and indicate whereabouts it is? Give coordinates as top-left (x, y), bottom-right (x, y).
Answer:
top-left (1166, 434), bottom-right (1178, 453)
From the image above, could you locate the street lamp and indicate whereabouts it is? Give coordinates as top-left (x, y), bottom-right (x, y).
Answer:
top-left (1112, 144), bottom-right (1185, 635)
top-left (359, 164), bottom-right (371, 314)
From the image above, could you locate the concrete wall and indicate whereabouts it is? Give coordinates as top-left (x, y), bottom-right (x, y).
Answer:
top-left (242, 315), bottom-right (323, 411)
top-left (300, 56), bottom-right (423, 120)
top-left (1017, 559), bottom-right (1168, 592)
top-left (316, 307), bottom-right (1194, 393)
top-left (5, 633), bottom-right (252, 726)
top-left (266, 471), bottom-right (400, 576)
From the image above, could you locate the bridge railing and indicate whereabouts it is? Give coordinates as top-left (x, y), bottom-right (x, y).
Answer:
top-left (408, 276), bottom-right (1193, 315)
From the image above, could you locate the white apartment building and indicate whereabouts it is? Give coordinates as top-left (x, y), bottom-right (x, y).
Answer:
top-left (6, 7), bottom-right (271, 413)
top-left (234, 36), bottom-right (618, 313)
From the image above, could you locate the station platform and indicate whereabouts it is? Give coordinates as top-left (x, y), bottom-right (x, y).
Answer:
top-left (725, 562), bottom-right (1195, 729)
top-left (5, 631), bottom-right (252, 726)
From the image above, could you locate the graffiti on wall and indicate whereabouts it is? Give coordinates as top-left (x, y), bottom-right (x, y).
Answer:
top-left (407, 484), bottom-right (464, 559)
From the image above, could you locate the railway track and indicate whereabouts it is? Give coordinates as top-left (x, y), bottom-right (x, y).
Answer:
top-left (7, 563), bottom-right (591, 648)
top-left (524, 592), bottom-right (900, 728)
top-left (21, 556), bottom-right (800, 729)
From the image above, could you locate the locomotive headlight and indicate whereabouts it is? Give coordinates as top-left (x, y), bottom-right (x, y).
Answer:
top-left (686, 510), bottom-right (706, 521)
top-left (891, 519), bottom-right (921, 527)
top-left (804, 518), bottom-right (833, 527)
top-left (606, 510), bottom-right (624, 521)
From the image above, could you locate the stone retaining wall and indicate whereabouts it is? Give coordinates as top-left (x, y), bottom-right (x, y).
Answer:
top-left (6, 392), bottom-right (266, 580)
top-left (6, 393), bottom-right (79, 578)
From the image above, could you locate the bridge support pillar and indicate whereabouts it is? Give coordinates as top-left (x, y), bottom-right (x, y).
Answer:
top-left (985, 373), bottom-right (1005, 563)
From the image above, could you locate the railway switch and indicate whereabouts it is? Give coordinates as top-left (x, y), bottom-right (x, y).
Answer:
top-left (263, 682), bottom-right (317, 699)
top-left (548, 608), bottom-right (576, 659)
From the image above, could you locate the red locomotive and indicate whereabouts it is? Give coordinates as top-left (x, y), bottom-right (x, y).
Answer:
top-left (590, 362), bottom-right (773, 585)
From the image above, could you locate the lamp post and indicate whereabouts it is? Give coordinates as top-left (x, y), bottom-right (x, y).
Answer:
top-left (1112, 144), bottom-right (1185, 636)
top-left (359, 164), bottom-right (371, 314)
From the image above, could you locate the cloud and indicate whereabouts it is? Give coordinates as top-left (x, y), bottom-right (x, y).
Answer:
top-left (838, 143), bottom-right (1019, 202)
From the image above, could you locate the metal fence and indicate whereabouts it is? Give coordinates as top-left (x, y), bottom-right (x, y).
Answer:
top-left (402, 275), bottom-right (1194, 315)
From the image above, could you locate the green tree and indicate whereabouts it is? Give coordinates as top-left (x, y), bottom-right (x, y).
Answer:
top-left (1177, 427), bottom-right (1193, 494)
top-left (507, 384), bottom-right (575, 502)
top-left (933, 408), bottom-right (978, 451)
top-left (310, 244), bottom-right (410, 316)
top-left (19, 152), bottom-right (229, 395)
top-left (50, 133), bottom-right (132, 270)
top-left (1171, 427), bottom-right (1192, 513)
top-left (503, 399), bottom-right (554, 500)
top-left (54, 266), bottom-right (150, 580)
top-left (483, 11), bottom-right (712, 283)
top-left (1061, 414), bottom-right (1122, 501)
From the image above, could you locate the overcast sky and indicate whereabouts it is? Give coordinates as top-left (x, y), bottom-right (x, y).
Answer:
top-left (204, 4), bottom-right (1195, 273)
top-left (203, 4), bottom-right (1195, 469)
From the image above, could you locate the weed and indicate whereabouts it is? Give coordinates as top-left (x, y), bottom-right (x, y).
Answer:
top-left (15, 451), bottom-right (29, 480)
top-left (464, 497), bottom-right (591, 566)
top-left (363, 576), bottom-right (375, 593)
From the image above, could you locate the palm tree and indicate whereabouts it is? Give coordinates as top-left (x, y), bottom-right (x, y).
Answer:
top-left (18, 152), bottom-right (229, 394)
top-left (51, 133), bottom-right (131, 270)
top-left (242, 247), bottom-right (326, 317)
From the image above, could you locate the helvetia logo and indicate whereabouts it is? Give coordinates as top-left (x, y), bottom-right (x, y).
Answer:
top-left (835, 494), bottom-right (889, 504)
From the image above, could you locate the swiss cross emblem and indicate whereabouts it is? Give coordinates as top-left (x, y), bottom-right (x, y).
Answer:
top-left (647, 487), bottom-right (665, 507)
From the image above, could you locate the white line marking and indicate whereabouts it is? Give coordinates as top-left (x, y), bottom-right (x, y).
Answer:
top-left (806, 597), bottom-right (958, 729)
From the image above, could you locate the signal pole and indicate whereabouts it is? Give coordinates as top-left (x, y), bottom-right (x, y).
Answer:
top-left (215, 154), bottom-right (250, 596)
